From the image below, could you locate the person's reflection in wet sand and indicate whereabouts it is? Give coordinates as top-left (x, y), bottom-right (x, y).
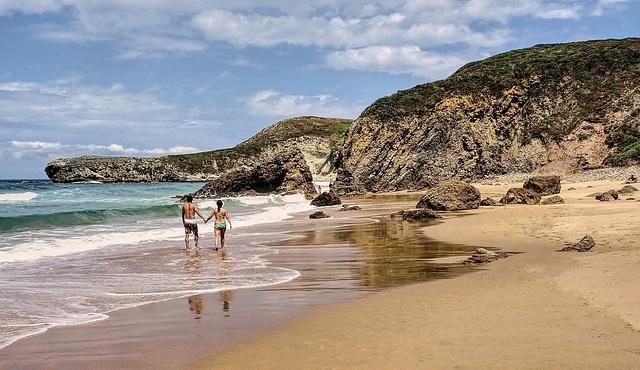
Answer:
top-left (184, 247), bottom-right (202, 275)
top-left (188, 295), bottom-right (204, 319)
top-left (215, 250), bottom-right (233, 317)
top-left (219, 291), bottom-right (233, 316)
top-left (184, 249), bottom-right (204, 318)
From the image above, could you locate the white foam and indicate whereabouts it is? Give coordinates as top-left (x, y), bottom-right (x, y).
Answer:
top-left (0, 192), bottom-right (37, 202)
top-left (0, 193), bottom-right (313, 264)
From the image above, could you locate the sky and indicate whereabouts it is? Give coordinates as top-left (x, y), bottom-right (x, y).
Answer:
top-left (0, 0), bottom-right (638, 179)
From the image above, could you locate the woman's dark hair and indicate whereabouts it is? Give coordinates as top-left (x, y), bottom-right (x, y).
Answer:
top-left (186, 195), bottom-right (193, 202)
top-left (216, 200), bottom-right (223, 212)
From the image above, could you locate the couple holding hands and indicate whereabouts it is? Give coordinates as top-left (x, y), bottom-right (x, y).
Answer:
top-left (181, 195), bottom-right (232, 251)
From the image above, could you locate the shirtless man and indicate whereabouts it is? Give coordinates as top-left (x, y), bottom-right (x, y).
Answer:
top-left (181, 195), bottom-right (205, 249)
top-left (205, 200), bottom-right (232, 251)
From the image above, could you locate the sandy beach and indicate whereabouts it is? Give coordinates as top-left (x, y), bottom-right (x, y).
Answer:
top-left (2, 180), bottom-right (639, 369)
top-left (0, 194), bottom-right (476, 369)
top-left (195, 180), bottom-right (640, 369)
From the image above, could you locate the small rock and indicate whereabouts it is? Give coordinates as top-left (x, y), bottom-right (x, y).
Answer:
top-left (309, 211), bottom-right (330, 219)
top-left (391, 209), bottom-right (441, 220)
top-left (561, 235), bottom-right (595, 252)
top-left (310, 191), bottom-right (342, 206)
top-left (500, 187), bottom-right (541, 205)
top-left (541, 195), bottom-right (564, 205)
top-left (523, 175), bottom-right (561, 196)
top-left (480, 197), bottom-right (498, 206)
top-left (626, 174), bottom-right (637, 184)
top-left (464, 248), bottom-right (510, 264)
top-left (416, 181), bottom-right (481, 211)
top-left (626, 197), bottom-right (635, 201)
top-left (618, 185), bottom-right (638, 194)
top-left (595, 190), bottom-right (619, 201)
top-left (568, 187), bottom-right (576, 191)
top-left (338, 204), bottom-right (362, 211)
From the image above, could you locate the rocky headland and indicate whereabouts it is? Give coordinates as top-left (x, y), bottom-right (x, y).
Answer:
top-left (45, 117), bottom-right (352, 192)
top-left (334, 38), bottom-right (640, 194)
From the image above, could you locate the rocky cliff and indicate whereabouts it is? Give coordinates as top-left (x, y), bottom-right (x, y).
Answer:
top-left (45, 116), bottom-right (352, 183)
top-left (334, 38), bottom-right (640, 194)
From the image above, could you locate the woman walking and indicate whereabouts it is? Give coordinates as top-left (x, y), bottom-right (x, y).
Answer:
top-left (205, 200), bottom-right (232, 251)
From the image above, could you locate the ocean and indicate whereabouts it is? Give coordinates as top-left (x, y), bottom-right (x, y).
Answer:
top-left (0, 180), bottom-right (316, 349)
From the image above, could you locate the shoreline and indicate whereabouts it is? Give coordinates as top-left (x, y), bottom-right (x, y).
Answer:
top-left (195, 180), bottom-right (640, 369)
top-left (2, 179), bottom-right (639, 369)
top-left (0, 193), bottom-right (480, 369)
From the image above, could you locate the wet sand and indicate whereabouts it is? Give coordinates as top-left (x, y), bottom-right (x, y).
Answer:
top-left (196, 181), bottom-right (640, 369)
top-left (3, 182), bottom-right (639, 369)
top-left (0, 195), bottom-right (478, 369)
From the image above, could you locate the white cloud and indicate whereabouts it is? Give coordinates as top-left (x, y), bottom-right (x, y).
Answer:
top-left (10, 140), bottom-right (62, 150)
top-left (191, 9), bottom-right (509, 49)
top-left (592, 0), bottom-right (634, 15)
top-left (326, 45), bottom-right (468, 78)
top-left (246, 90), bottom-right (363, 118)
top-left (0, 0), bottom-right (631, 77)
top-left (0, 79), bottom-right (211, 129)
top-left (6, 140), bottom-right (200, 160)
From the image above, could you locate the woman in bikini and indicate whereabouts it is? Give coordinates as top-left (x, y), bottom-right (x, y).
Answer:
top-left (205, 200), bottom-right (232, 251)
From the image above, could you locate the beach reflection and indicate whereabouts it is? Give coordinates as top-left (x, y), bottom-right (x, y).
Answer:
top-left (183, 248), bottom-right (235, 317)
top-left (188, 295), bottom-right (204, 318)
top-left (274, 217), bottom-right (477, 290)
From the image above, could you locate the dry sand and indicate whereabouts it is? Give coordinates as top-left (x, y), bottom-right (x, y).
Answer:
top-left (198, 180), bottom-right (640, 369)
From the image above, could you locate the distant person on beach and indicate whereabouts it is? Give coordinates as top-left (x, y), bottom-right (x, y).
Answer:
top-left (181, 195), bottom-right (205, 250)
top-left (205, 200), bottom-right (232, 251)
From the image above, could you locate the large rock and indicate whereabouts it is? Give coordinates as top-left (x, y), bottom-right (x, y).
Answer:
top-left (595, 190), bottom-right (619, 201)
top-left (333, 39), bottom-right (640, 194)
top-left (523, 175), bottom-right (561, 196)
top-left (309, 211), bottom-right (330, 219)
top-left (416, 181), bottom-right (481, 211)
top-left (541, 195), bottom-right (565, 205)
top-left (480, 197), bottom-right (499, 206)
top-left (390, 209), bottom-right (442, 220)
top-left (618, 185), bottom-right (638, 194)
top-left (561, 235), bottom-right (595, 252)
top-left (311, 191), bottom-right (342, 206)
top-left (500, 188), bottom-right (541, 205)
top-left (195, 148), bottom-right (316, 197)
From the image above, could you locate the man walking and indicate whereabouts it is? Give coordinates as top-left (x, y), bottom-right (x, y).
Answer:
top-left (181, 195), bottom-right (205, 249)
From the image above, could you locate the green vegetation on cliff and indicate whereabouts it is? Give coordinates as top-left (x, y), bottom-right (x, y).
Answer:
top-left (363, 38), bottom-right (640, 161)
top-left (162, 116), bottom-right (352, 172)
top-left (336, 38), bottom-right (640, 194)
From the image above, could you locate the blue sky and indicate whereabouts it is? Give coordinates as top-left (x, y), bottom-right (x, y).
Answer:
top-left (0, 0), bottom-right (638, 179)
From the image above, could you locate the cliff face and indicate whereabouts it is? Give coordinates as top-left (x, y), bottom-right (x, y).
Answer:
top-left (194, 145), bottom-right (316, 197)
top-left (45, 116), bottom-right (352, 183)
top-left (334, 38), bottom-right (640, 194)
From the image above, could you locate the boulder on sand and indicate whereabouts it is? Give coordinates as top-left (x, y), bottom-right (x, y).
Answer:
top-left (500, 188), bottom-right (541, 205)
top-left (338, 204), bottom-right (361, 211)
top-left (464, 248), bottom-right (510, 264)
top-left (523, 175), bottom-right (561, 196)
top-left (618, 185), bottom-right (638, 194)
top-left (541, 195), bottom-right (564, 205)
top-left (311, 191), bottom-right (342, 206)
top-left (391, 209), bottom-right (441, 220)
top-left (595, 190), bottom-right (619, 201)
top-left (416, 181), bottom-right (481, 211)
top-left (480, 197), bottom-right (499, 206)
top-left (309, 211), bottom-right (330, 219)
top-left (561, 235), bottom-right (595, 252)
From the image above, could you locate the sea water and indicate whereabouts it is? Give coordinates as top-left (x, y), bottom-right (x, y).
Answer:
top-left (0, 180), bottom-right (314, 349)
